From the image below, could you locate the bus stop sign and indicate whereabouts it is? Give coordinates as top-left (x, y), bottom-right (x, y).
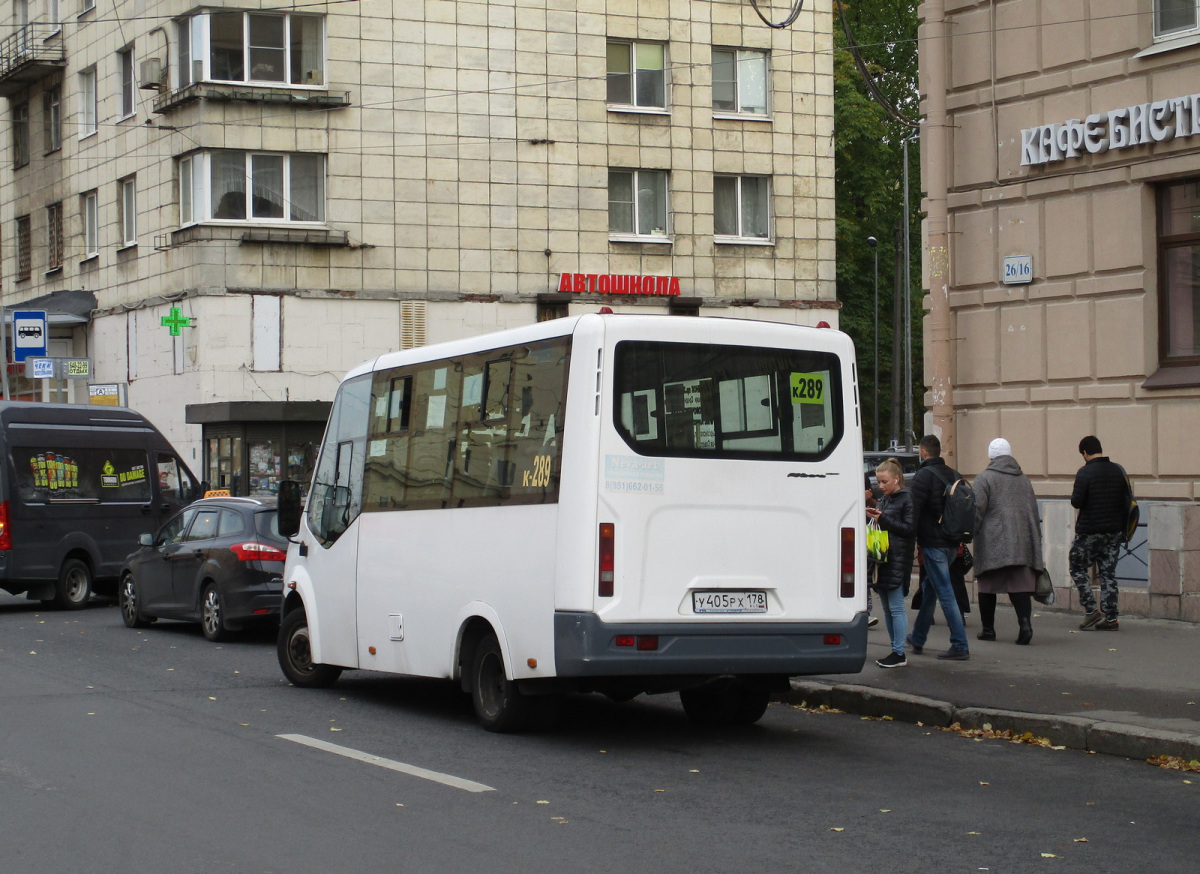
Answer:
top-left (12, 310), bottom-right (48, 362)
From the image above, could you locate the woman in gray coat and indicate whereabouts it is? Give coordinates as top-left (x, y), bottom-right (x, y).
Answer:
top-left (972, 437), bottom-right (1044, 645)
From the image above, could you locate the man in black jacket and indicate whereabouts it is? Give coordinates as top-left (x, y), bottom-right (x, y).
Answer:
top-left (906, 435), bottom-right (970, 659)
top-left (1071, 435), bottom-right (1129, 631)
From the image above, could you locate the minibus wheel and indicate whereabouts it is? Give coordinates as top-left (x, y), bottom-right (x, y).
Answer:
top-left (278, 608), bottom-right (342, 688)
top-left (470, 632), bottom-right (530, 733)
top-left (53, 558), bottom-right (93, 611)
top-left (680, 681), bottom-right (770, 726)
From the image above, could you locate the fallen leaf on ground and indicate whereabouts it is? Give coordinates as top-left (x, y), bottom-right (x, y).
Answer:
top-left (1041, 853), bottom-right (1057, 858)
top-left (1146, 755), bottom-right (1200, 772)
top-left (1074, 838), bottom-right (1088, 843)
top-left (829, 827), bottom-right (844, 832)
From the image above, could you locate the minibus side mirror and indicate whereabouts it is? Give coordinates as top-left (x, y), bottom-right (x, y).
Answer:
top-left (277, 480), bottom-right (302, 538)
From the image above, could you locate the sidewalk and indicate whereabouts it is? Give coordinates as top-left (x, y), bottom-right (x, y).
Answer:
top-left (787, 608), bottom-right (1200, 762)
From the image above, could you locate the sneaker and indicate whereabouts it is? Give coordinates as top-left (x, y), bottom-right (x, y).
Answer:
top-left (868, 616), bottom-right (880, 628)
top-left (906, 635), bottom-right (923, 655)
top-left (1079, 610), bottom-right (1102, 630)
top-left (876, 651), bottom-right (907, 669)
top-left (1096, 618), bottom-right (1119, 631)
top-left (936, 646), bottom-right (970, 661)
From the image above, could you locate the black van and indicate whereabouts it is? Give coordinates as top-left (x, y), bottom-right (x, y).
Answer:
top-left (0, 402), bottom-right (201, 609)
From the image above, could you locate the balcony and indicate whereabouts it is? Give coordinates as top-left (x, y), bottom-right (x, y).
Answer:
top-left (0, 25), bottom-right (66, 97)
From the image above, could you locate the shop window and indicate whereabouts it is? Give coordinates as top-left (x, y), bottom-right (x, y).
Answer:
top-left (609, 169), bottom-right (669, 240)
top-left (1157, 179), bottom-right (1200, 367)
top-left (606, 40), bottom-right (666, 109)
top-left (712, 48), bottom-right (768, 116)
top-left (714, 175), bottom-right (771, 242)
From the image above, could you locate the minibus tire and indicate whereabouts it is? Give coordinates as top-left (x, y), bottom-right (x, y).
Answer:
top-left (278, 608), bottom-right (342, 688)
top-left (54, 558), bottom-right (93, 611)
top-left (119, 573), bottom-right (153, 628)
top-left (680, 681), bottom-right (770, 726)
top-left (471, 632), bottom-right (530, 733)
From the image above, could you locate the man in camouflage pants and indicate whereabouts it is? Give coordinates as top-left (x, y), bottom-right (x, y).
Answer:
top-left (1069, 436), bottom-right (1130, 631)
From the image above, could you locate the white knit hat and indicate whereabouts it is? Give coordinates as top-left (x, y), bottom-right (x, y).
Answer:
top-left (988, 437), bottom-right (1012, 459)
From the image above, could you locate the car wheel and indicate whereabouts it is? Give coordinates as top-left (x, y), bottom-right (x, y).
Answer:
top-left (119, 573), bottom-right (153, 628)
top-left (200, 582), bottom-right (230, 642)
top-left (54, 558), bottom-right (93, 611)
top-left (277, 608), bottom-right (342, 688)
top-left (680, 681), bottom-right (771, 726)
top-left (470, 632), bottom-right (530, 733)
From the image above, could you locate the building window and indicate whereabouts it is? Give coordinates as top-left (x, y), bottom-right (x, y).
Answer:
top-left (1156, 0), bottom-right (1199, 39)
top-left (80, 67), bottom-right (97, 137)
top-left (714, 175), bottom-right (771, 241)
top-left (47, 202), bottom-right (63, 270)
top-left (13, 101), bottom-right (29, 168)
top-left (1157, 179), bottom-right (1200, 365)
top-left (118, 177), bottom-right (137, 246)
top-left (712, 48), bottom-right (768, 116)
top-left (178, 12), bottom-right (325, 88)
top-left (44, 86), bottom-right (61, 152)
top-left (16, 216), bottom-right (32, 281)
top-left (82, 190), bottom-right (98, 258)
top-left (180, 151), bottom-right (325, 224)
top-left (609, 170), bottom-right (669, 239)
top-left (80, 0), bottom-right (95, 15)
top-left (49, 0), bottom-right (61, 30)
top-left (606, 41), bottom-right (666, 109)
top-left (119, 47), bottom-right (136, 118)
top-left (537, 294), bottom-right (570, 321)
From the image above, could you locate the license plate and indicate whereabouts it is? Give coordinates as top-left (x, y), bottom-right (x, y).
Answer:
top-left (692, 591), bottom-right (767, 614)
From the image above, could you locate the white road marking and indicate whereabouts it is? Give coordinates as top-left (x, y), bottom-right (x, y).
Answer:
top-left (277, 734), bottom-right (495, 793)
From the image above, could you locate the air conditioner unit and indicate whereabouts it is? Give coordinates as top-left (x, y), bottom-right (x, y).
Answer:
top-left (139, 57), bottom-right (163, 90)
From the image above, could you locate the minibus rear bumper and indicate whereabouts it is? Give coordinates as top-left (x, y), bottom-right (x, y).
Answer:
top-left (553, 611), bottom-right (868, 677)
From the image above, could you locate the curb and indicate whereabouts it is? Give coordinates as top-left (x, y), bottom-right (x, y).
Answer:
top-left (785, 679), bottom-right (1200, 763)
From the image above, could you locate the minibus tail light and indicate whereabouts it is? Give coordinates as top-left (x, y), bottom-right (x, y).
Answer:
top-left (598, 523), bottom-right (614, 597)
top-left (231, 541), bottom-right (287, 563)
top-left (0, 500), bottom-right (9, 551)
top-left (840, 527), bottom-right (855, 598)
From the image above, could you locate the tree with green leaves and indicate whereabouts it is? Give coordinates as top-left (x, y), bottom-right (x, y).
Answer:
top-left (833, 0), bottom-right (922, 450)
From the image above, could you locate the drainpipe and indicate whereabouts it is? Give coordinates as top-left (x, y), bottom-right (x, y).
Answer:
top-left (920, 0), bottom-right (954, 464)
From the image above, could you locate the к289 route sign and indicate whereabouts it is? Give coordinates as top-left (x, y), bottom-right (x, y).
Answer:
top-left (12, 310), bottom-right (48, 362)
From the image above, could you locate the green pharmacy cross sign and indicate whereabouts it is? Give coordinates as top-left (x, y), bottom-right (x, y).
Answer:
top-left (161, 307), bottom-right (195, 336)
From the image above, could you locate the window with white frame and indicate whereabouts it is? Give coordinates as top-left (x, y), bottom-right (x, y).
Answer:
top-left (13, 101), bottom-right (29, 168)
top-left (712, 48), bottom-right (768, 116)
top-left (714, 175), bottom-right (771, 241)
top-left (44, 85), bottom-right (61, 152)
top-left (179, 151), bottom-right (326, 224)
top-left (178, 11), bottom-right (325, 88)
top-left (119, 47), bottom-right (136, 118)
top-left (47, 202), bottom-right (63, 270)
top-left (49, 0), bottom-right (61, 30)
top-left (79, 67), bottom-right (97, 137)
top-left (606, 40), bottom-right (666, 109)
top-left (118, 177), bottom-right (137, 246)
top-left (81, 189), bottom-right (98, 258)
top-left (608, 169), bottom-right (669, 238)
top-left (1156, 0), bottom-right (1200, 39)
top-left (80, 0), bottom-right (95, 15)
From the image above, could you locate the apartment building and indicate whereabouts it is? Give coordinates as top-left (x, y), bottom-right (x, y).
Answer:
top-left (0, 0), bottom-right (837, 494)
top-left (920, 0), bottom-right (1200, 619)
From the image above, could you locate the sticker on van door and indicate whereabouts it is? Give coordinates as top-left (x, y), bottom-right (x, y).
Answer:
top-left (604, 455), bottom-right (664, 495)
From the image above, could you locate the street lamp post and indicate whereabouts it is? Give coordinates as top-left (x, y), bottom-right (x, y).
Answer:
top-left (867, 236), bottom-right (878, 451)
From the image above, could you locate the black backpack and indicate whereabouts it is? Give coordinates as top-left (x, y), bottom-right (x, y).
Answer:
top-left (932, 466), bottom-right (976, 544)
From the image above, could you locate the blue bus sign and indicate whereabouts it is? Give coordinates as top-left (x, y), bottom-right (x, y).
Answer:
top-left (13, 310), bottom-right (48, 362)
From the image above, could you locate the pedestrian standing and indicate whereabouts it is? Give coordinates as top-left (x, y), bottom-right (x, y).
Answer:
top-left (906, 435), bottom-right (970, 660)
top-left (1070, 436), bottom-right (1129, 631)
top-left (971, 438), bottom-right (1043, 645)
top-left (866, 459), bottom-right (915, 668)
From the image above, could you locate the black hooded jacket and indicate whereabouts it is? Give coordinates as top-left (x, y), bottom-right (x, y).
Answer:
top-left (871, 488), bottom-right (916, 591)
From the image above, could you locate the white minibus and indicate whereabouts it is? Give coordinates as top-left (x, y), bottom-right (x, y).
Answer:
top-left (276, 314), bottom-right (867, 731)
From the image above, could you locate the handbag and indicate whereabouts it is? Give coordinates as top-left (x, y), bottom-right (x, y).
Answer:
top-left (1033, 567), bottom-right (1056, 606)
top-left (866, 519), bottom-right (889, 564)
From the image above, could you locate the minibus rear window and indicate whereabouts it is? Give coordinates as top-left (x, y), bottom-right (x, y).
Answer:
top-left (613, 340), bottom-right (843, 460)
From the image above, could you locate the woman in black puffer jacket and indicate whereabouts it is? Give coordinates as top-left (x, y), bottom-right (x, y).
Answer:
top-left (866, 458), bottom-right (917, 668)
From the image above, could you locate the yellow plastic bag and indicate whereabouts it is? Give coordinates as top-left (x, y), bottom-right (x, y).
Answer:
top-left (866, 519), bottom-right (889, 564)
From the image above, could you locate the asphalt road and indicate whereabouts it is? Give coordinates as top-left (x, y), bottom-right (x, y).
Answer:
top-left (1, 593), bottom-right (1196, 873)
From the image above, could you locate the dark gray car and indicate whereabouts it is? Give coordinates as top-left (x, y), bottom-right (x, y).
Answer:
top-left (119, 496), bottom-right (286, 641)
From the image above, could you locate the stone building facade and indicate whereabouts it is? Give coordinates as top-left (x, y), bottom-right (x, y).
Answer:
top-left (1, 0), bottom-right (838, 493)
top-left (920, 0), bottom-right (1200, 620)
